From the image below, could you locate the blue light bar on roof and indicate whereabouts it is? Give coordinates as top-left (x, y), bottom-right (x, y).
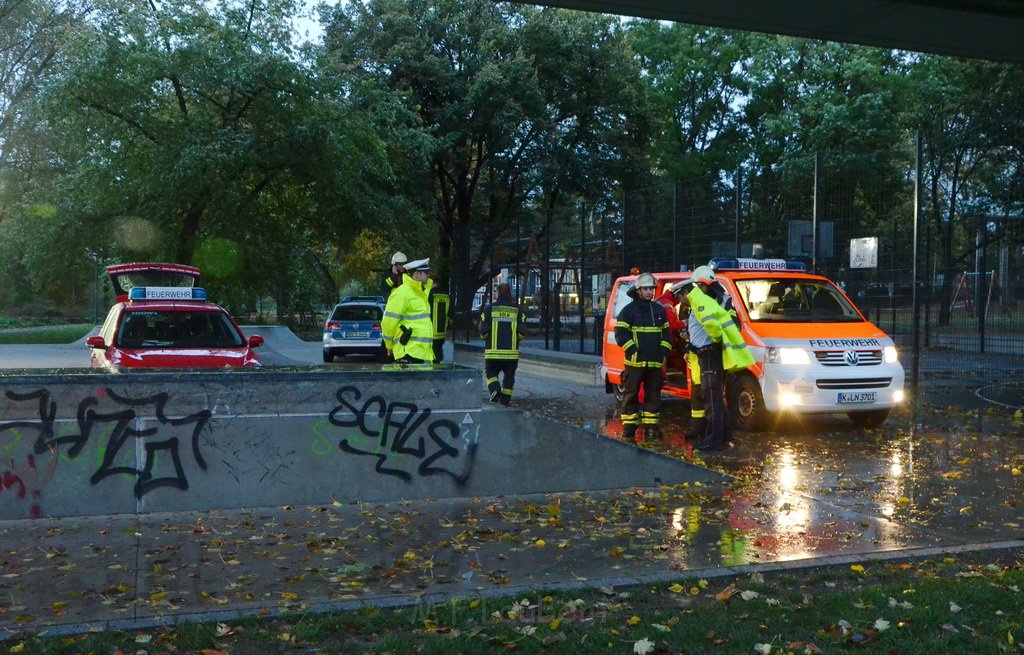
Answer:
top-left (129, 286), bottom-right (207, 301)
top-left (342, 295), bottom-right (386, 303)
top-left (709, 257), bottom-right (806, 272)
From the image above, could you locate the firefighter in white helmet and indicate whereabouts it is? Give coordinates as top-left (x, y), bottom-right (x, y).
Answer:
top-left (381, 251), bottom-right (408, 299)
top-left (678, 265), bottom-right (753, 451)
top-left (613, 272), bottom-right (672, 440)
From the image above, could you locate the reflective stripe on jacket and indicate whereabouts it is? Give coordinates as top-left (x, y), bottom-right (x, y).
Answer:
top-left (381, 274), bottom-right (435, 362)
top-left (686, 285), bottom-right (754, 372)
top-left (480, 299), bottom-right (524, 360)
top-left (614, 298), bottom-right (671, 368)
top-left (429, 287), bottom-right (451, 339)
top-left (381, 271), bottom-right (402, 299)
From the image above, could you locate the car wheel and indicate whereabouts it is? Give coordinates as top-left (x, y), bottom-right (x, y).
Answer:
top-left (729, 373), bottom-right (766, 431)
top-left (847, 409), bottom-right (889, 429)
top-left (613, 381), bottom-right (626, 403)
top-left (323, 350), bottom-right (334, 363)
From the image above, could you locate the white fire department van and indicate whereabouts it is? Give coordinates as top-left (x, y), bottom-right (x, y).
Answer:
top-left (601, 258), bottom-right (905, 429)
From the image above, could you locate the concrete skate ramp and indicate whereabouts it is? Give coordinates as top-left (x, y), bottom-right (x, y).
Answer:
top-left (0, 366), bottom-right (723, 520)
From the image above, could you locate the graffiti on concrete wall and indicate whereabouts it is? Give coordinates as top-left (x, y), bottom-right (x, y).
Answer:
top-left (0, 388), bottom-right (211, 501)
top-left (329, 385), bottom-right (476, 484)
top-left (0, 382), bottom-right (479, 512)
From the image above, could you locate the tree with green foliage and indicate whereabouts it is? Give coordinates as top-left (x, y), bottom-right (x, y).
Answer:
top-left (10, 0), bottom-right (400, 317)
top-left (321, 0), bottom-right (647, 314)
top-left (906, 57), bottom-right (1024, 324)
top-left (738, 37), bottom-right (914, 274)
top-left (0, 0), bottom-right (87, 311)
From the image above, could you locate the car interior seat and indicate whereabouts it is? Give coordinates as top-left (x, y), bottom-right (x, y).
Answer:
top-left (812, 291), bottom-right (842, 315)
top-left (121, 315), bottom-right (148, 346)
top-left (755, 296), bottom-right (780, 316)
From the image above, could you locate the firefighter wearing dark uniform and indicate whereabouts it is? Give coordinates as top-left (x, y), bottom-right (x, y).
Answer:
top-left (381, 251), bottom-right (407, 299)
top-left (429, 279), bottom-right (451, 363)
top-left (614, 272), bottom-right (671, 440)
top-left (480, 283), bottom-right (524, 406)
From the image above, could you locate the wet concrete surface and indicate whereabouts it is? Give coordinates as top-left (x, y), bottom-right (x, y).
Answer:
top-left (0, 339), bottom-right (1022, 637)
top-left (512, 367), bottom-right (1024, 548)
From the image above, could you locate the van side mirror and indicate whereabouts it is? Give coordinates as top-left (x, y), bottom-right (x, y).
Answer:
top-left (248, 335), bottom-right (264, 348)
top-left (86, 335), bottom-right (106, 349)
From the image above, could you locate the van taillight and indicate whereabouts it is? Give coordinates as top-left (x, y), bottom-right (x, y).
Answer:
top-left (326, 321), bottom-right (340, 330)
top-left (372, 322), bottom-right (381, 329)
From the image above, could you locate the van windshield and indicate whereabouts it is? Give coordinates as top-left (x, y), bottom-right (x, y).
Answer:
top-left (735, 278), bottom-right (862, 322)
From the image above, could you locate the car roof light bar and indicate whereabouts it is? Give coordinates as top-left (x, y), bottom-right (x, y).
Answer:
top-left (129, 287), bottom-right (208, 301)
top-left (342, 295), bottom-right (386, 303)
top-left (708, 257), bottom-right (807, 272)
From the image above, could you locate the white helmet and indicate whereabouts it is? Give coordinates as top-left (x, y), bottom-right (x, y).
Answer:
top-left (669, 279), bottom-right (693, 295)
top-left (391, 251), bottom-right (408, 266)
top-left (692, 265), bottom-right (715, 285)
top-left (635, 272), bottom-right (656, 289)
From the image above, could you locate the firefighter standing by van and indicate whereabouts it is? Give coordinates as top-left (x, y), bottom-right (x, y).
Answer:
top-left (665, 281), bottom-right (707, 440)
top-left (677, 265), bottom-right (754, 451)
top-left (614, 272), bottom-right (672, 440)
top-left (480, 283), bottom-right (525, 405)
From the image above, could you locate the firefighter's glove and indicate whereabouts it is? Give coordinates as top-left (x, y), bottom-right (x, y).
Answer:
top-left (399, 325), bottom-right (412, 345)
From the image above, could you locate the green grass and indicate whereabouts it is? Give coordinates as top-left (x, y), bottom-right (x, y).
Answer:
top-left (8, 551), bottom-right (1023, 654)
top-left (0, 325), bottom-right (93, 344)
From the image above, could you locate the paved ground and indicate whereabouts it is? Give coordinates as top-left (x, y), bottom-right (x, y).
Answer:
top-left (0, 331), bottom-right (1022, 639)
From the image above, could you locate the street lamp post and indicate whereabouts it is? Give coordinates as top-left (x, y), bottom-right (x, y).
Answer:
top-left (88, 252), bottom-right (101, 324)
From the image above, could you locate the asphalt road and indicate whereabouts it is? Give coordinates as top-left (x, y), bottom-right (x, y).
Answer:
top-left (0, 328), bottom-right (1022, 639)
top-left (2, 330), bottom-right (1022, 561)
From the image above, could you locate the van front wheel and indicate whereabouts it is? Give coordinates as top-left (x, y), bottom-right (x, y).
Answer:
top-left (613, 381), bottom-right (626, 403)
top-left (729, 374), bottom-right (766, 431)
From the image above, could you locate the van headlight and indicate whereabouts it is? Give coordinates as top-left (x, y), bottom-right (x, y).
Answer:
top-left (884, 346), bottom-right (899, 363)
top-left (766, 347), bottom-right (811, 365)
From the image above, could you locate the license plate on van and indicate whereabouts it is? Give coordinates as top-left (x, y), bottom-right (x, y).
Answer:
top-left (838, 392), bottom-right (876, 404)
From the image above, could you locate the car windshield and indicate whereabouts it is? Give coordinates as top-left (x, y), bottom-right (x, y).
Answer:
top-left (117, 311), bottom-right (244, 348)
top-left (331, 305), bottom-right (382, 322)
top-left (735, 277), bottom-right (862, 322)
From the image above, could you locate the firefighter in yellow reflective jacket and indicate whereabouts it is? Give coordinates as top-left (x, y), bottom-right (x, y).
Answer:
top-left (680, 265), bottom-right (754, 451)
top-left (480, 283), bottom-right (525, 406)
top-left (382, 258), bottom-right (436, 364)
top-left (671, 277), bottom-right (733, 441)
top-left (614, 272), bottom-right (671, 440)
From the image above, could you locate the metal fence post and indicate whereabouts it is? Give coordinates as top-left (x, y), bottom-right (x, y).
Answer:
top-left (911, 130), bottom-right (922, 391)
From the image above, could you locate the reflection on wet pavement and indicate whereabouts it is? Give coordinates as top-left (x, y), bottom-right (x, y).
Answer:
top-left (515, 379), bottom-right (1024, 567)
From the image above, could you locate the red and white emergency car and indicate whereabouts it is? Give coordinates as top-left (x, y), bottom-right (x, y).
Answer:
top-left (87, 262), bottom-right (263, 371)
top-left (601, 258), bottom-right (905, 429)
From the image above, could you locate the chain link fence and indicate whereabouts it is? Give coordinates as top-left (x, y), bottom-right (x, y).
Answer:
top-left (451, 151), bottom-right (1024, 375)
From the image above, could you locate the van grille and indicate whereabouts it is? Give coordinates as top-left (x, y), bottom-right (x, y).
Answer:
top-left (816, 378), bottom-right (892, 390)
top-left (813, 349), bottom-right (883, 366)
